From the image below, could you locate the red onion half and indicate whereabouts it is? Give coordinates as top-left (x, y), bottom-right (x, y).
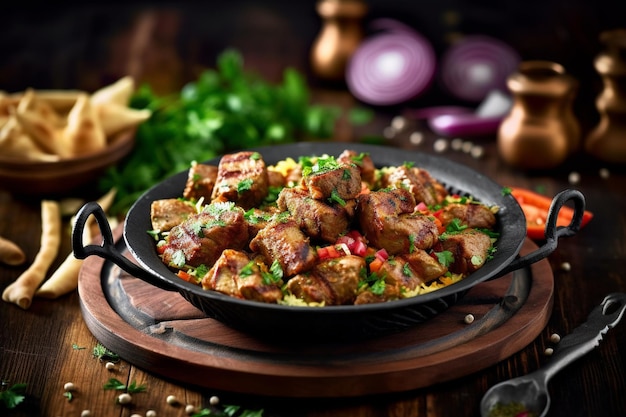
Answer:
top-left (346, 22), bottom-right (436, 106)
top-left (439, 35), bottom-right (520, 102)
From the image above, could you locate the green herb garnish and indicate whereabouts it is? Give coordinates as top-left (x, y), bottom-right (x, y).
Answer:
top-left (92, 343), bottom-right (120, 362)
top-left (435, 250), bottom-right (454, 267)
top-left (328, 189), bottom-right (346, 206)
top-left (0, 382), bottom-right (27, 409)
top-left (103, 378), bottom-right (146, 394)
top-left (237, 178), bottom-right (254, 193)
top-left (99, 49), bottom-right (341, 215)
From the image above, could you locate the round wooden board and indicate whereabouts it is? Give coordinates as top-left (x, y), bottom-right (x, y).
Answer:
top-left (78, 230), bottom-right (554, 398)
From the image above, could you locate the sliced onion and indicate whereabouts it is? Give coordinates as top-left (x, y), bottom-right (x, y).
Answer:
top-left (409, 105), bottom-right (472, 120)
top-left (422, 90), bottom-right (513, 136)
top-left (439, 35), bottom-right (520, 102)
top-left (428, 113), bottom-right (504, 137)
top-left (346, 23), bottom-right (436, 106)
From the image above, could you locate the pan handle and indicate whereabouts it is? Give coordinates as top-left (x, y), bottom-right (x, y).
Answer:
top-left (72, 202), bottom-right (178, 292)
top-left (494, 188), bottom-right (586, 277)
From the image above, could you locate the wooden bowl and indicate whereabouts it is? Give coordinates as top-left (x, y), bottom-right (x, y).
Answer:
top-left (0, 129), bottom-right (135, 197)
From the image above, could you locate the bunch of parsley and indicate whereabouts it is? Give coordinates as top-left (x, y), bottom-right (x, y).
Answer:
top-left (100, 49), bottom-right (341, 214)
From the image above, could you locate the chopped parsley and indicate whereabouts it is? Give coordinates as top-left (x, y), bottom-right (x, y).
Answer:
top-left (435, 250), bottom-right (454, 267)
top-left (359, 271), bottom-right (386, 295)
top-left (204, 201), bottom-right (236, 216)
top-left (408, 234), bottom-right (417, 253)
top-left (239, 261), bottom-right (256, 278)
top-left (301, 155), bottom-right (340, 176)
top-left (244, 209), bottom-right (272, 224)
top-left (328, 189), bottom-right (346, 206)
top-left (446, 218), bottom-right (468, 233)
top-left (237, 178), bottom-right (254, 193)
top-left (262, 260), bottom-right (284, 285)
top-left (350, 152), bottom-right (369, 165)
top-left (194, 264), bottom-right (209, 279)
top-left (370, 278), bottom-right (386, 295)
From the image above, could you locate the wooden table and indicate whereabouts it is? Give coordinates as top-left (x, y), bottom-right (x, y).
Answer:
top-left (2, 96), bottom-right (626, 417)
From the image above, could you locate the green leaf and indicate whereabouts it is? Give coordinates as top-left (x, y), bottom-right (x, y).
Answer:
top-left (435, 251), bottom-right (455, 267)
top-left (102, 378), bottom-right (146, 394)
top-left (370, 278), bottom-right (386, 295)
top-left (103, 378), bottom-right (126, 391)
top-left (0, 383), bottom-right (27, 409)
top-left (92, 343), bottom-right (119, 362)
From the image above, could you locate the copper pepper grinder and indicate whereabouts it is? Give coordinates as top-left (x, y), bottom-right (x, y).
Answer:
top-left (585, 29), bottom-right (626, 163)
top-left (310, 0), bottom-right (367, 82)
top-left (497, 61), bottom-right (580, 170)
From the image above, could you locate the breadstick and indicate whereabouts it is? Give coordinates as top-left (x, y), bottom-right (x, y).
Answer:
top-left (35, 188), bottom-right (117, 299)
top-left (2, 200), bottom-right (61, 309)
top-left (34, 221), bottom-right (91, 299)
top-left (0, 236), bottom-right (26, 266)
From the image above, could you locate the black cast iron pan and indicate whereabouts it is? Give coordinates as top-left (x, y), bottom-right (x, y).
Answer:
top-left (73, 143), bottom-right (586, 340)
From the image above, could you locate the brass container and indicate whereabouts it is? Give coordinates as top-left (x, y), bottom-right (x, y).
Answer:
top-left (497, 61), bottom-right (580, 170)
top-left (585, 29), bottom-right (626, 163)
top-left (310, 0), bottom-right (367, 81)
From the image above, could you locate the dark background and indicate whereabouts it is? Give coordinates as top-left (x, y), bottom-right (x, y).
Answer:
top-left (2, 1), bottom-right (625, 125)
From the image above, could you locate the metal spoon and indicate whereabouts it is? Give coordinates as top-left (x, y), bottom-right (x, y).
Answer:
top-left (480, 292), bottom-right (626, 417)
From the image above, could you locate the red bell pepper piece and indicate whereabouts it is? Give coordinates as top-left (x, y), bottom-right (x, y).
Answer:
top-left (509, 187), bottom-right (593, 240)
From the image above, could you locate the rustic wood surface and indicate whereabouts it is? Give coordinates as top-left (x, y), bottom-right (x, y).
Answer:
top-left (2, 3), bottom-right (626, 413)
top-left (2, 109), bottom-right (626, 416)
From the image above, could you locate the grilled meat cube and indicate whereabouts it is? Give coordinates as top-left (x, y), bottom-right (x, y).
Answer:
top-left (150, 198), bottom-right (196, 232)
top-left (161, 203), bottom-right (249, 268)
top-left (338, 149), bottom-right (376, 186)
top-left (244, 207), bottom-right (279, 240)
top-left (439, 202), bottom-right (497, 229)
top-left (211, 151), bottom-right (269, 209)
top-left (371, 213), bottom-right (439, 255)
top-left (357, 187), bottom-right (416, 219)
top-left (183, 162), bottom-right (218, 202)
top-left (377, 257), bottom-right (423, 290)
top-left (267, 169), bottom-right (287, 188)
top-left (355, 250), bottom-right (446, 305)
top-left (201, 249), bottom-right (283, 303)
top-left (354, 283), bottom-right (401, 305)
top-left (285, 255), bottom-right (364, 305)
top-left (301, 159), bottom-right (362, 201)
top-left (399, 249), bottom-right (448, 284)
top-left (382, 165), bottom-right (447, 206)
top-left (284, 273), bottom-right (333, 304)
top-left (357, 188), bottom-right (438, 255)
top-left (440, 228), bottom-right (493, 274)
top-left (249, 218), bottom-right (317, 276)
top-left (277, 186), bottom-right (356, 243)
